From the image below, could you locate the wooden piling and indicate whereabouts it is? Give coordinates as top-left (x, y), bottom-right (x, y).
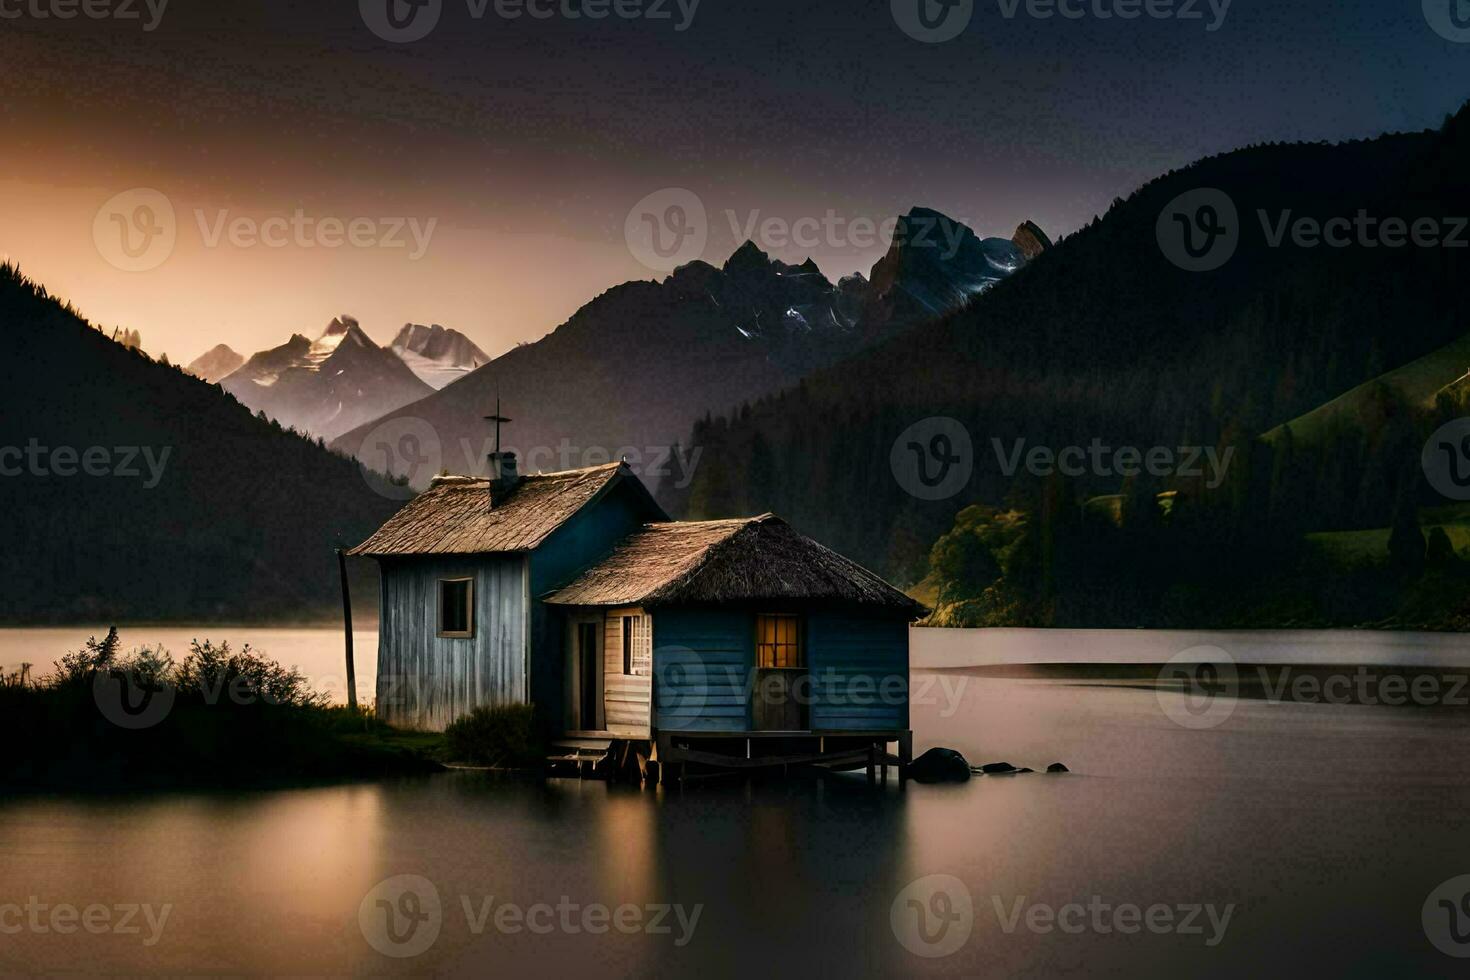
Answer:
top-left (336, 549), bottom-right (357, 711)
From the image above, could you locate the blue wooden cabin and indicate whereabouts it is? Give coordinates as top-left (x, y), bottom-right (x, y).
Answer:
top-left (349, 453), bottom-right (924, 778)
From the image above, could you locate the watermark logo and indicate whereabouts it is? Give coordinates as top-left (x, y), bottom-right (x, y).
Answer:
top-left (1424, 874), bottom-right (1470, 957)
top-left (1155, 645), bottom-right (1237, 729)
top-left (1162, 189), bottom-right (1468, 272)
top-left (1157, 188), bottom-right (1238, 272)
top-left (625, 188), bottom-right (707, 273)
top-left (360, 875), bottom-right (443, 958)
top-left (891, 874), bottom-right (974, 958)
top-left (891, 418), bottom-right (974, 501)
top-left (1423, 418), bottom-right (1470, 501)
top-left (92, 668), bottom-right (176, 730)
top-left (361, 0), bottom-right (443, 42)
top-left (94, 189), bottom-right (176, 273)
top-left (356, 417), bottom-right (443, 499)
top-left (1423, 0), bottom-right (1470, 42)
top-left (892, 0), bottom-right (974, 43)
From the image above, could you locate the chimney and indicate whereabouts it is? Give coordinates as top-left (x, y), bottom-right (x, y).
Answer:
top-left (484, 399), bottom-right (519, 508)
top-left (488, 450), bottom-right (519, 505)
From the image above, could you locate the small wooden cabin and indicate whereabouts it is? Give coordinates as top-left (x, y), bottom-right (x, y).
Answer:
top-left (349, 457), bottom-right (925, 777)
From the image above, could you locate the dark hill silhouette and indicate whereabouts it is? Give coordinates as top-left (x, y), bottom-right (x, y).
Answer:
top-left (0, 264), bottom-right (405, 623)
top-left (669, 105), bottom-right (1470, 585)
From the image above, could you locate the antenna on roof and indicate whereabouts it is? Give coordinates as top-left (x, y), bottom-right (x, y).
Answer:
top-left (484, 397), bottom-right (519, 508)
top-left (483, 396), bottom-right (513, 457)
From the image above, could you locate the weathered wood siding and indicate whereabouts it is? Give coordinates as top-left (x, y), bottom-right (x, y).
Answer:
top-left (603, 608), bottom-right (652, 736)
top-left (652, 608), bottom-right (752, 732)
top-left (528, 478), bottom-right (663, 733)
top-left (376, 554), bottom-right (527, 731)
top-left (806, 611), bottom-right (910, 731)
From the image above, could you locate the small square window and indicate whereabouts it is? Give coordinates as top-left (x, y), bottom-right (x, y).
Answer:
top-left (437, 578), bottom-right (474, 638)
top-left (757, 614), bottom-right (802, 669)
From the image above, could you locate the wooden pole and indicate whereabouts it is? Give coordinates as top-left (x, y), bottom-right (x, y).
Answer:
top-left (336, 548), bottom-right (357, 711)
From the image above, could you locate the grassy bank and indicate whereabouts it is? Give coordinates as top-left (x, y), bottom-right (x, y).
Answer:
top-left (0, 630), bottom-right (444, 793)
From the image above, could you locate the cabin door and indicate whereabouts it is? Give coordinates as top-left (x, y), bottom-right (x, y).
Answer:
top-left (753, 613), bottom-right (808, 732)
top-left (576, 621), bottom-right (601, 731)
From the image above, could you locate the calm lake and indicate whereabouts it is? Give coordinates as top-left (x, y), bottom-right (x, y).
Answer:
top-left (3, 627), bottom-right (1470, 974)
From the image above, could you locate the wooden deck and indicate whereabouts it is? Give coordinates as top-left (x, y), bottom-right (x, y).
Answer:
top-left (554, 729), bottom-right (913, 786)
top-left (655, 729), bottom-right (913, 786)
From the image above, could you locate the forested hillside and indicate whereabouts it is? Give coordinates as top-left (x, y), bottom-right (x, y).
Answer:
top-left (0, 264), bottom-right (406, 622)
top-left (665, 104), bottom-right (1470, 628)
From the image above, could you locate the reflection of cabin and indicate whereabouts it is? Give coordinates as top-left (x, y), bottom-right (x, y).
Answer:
top-left (349, 452), bottom-right (924, 781)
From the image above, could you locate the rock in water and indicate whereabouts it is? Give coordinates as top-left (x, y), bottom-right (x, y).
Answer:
top-left (1047, 763), bottom-right (1070, 773)
top-left (907, 748), bottom-right (972, 783)
top-left (979, 761), bottom-right (1020, 774)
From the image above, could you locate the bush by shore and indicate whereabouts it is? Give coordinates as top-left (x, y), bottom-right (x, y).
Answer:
top-left (0, 629), bottom-right (443, 793)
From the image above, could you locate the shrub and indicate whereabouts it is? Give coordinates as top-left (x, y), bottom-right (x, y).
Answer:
top-left (174, 638), bottom-right (327, 708)
top-left (444, 704), bottom-right (544, 769)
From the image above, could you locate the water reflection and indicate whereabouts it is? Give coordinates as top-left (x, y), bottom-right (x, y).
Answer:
top-left (4, 672), bottom-right (1470, 976)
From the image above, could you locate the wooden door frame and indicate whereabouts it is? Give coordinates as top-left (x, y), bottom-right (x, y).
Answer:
top-left (751, 611), bottom-right (809, 732)
top-left (566, 612), bottom-right (604, 731)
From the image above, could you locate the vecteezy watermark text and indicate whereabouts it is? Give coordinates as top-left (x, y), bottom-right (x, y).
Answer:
top-left (1158, 188), bottom-right (1469, 272)
top-left (353, 415), bottom-right (706, 500)
top-left (194, 210), bottom-right (437, 260)
top-left (360, 0), bottom-right (701, 44)
top-left (0, 0), bottom-right (168, 30)
top-left (889, 417), bottom-right (1234, 501)
top-left (623, 189), bottom-right (984, 273)
top-left (892, 0), bottom-right (1230, 43)
top-left (0, 899), bottom-right (172, 946)
top-left (991, 894), bottom-right (1234, 946)
top-left (358, 875), bottom-right (702, 958)
top-left (92, 188), bottom-right (438, 272)
top-left (890, 874), bottom-right (1235, 959)
top-left (0, 441), bottom-right (171, 489)
top-left (991, 437), bottom-right (1234, 489)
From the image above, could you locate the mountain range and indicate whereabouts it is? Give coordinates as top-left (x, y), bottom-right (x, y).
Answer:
top-left (219, 316), bottom-right (435, 442)
top-left (330, 208), bottom-right (1045, 484)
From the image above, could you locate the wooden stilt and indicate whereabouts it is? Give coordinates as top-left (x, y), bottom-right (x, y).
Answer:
top-left (336, 549), bottom-right (357, 712)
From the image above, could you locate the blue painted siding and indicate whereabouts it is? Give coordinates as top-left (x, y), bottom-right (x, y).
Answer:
top-left (807, 611), bottom-right (910, 731)
top-left (528, 476), bottom-right (664, 732)
top-left (651, 607), bottom-right (911, 733)
top-left (652, 608), bottom-right (752, 732)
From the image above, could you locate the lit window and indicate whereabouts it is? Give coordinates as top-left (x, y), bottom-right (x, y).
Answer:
top-left (756, 614), bottom-right (802, 669)
top-left (437, 578), bottom-right (474, 638)
top-left (622, 614), bottom-right (651, 676)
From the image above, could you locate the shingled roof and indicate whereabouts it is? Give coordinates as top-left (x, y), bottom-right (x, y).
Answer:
top-left (545, 514), bottom-right (926, 616)
top-left (348, 462), bottom-right (659, 556)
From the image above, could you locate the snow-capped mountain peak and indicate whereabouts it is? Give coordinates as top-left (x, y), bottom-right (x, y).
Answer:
top-left (390, 323), bottom-right (490, 390)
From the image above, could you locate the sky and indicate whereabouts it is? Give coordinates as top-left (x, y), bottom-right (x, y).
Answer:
top-left (1, 0), bottom-right (1466, 365)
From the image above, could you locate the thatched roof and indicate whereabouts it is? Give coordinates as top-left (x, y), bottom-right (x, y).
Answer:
top-left (545, 514), bottom-right (926, 616)
top-left (348, 462), bottom-right (660, 556)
